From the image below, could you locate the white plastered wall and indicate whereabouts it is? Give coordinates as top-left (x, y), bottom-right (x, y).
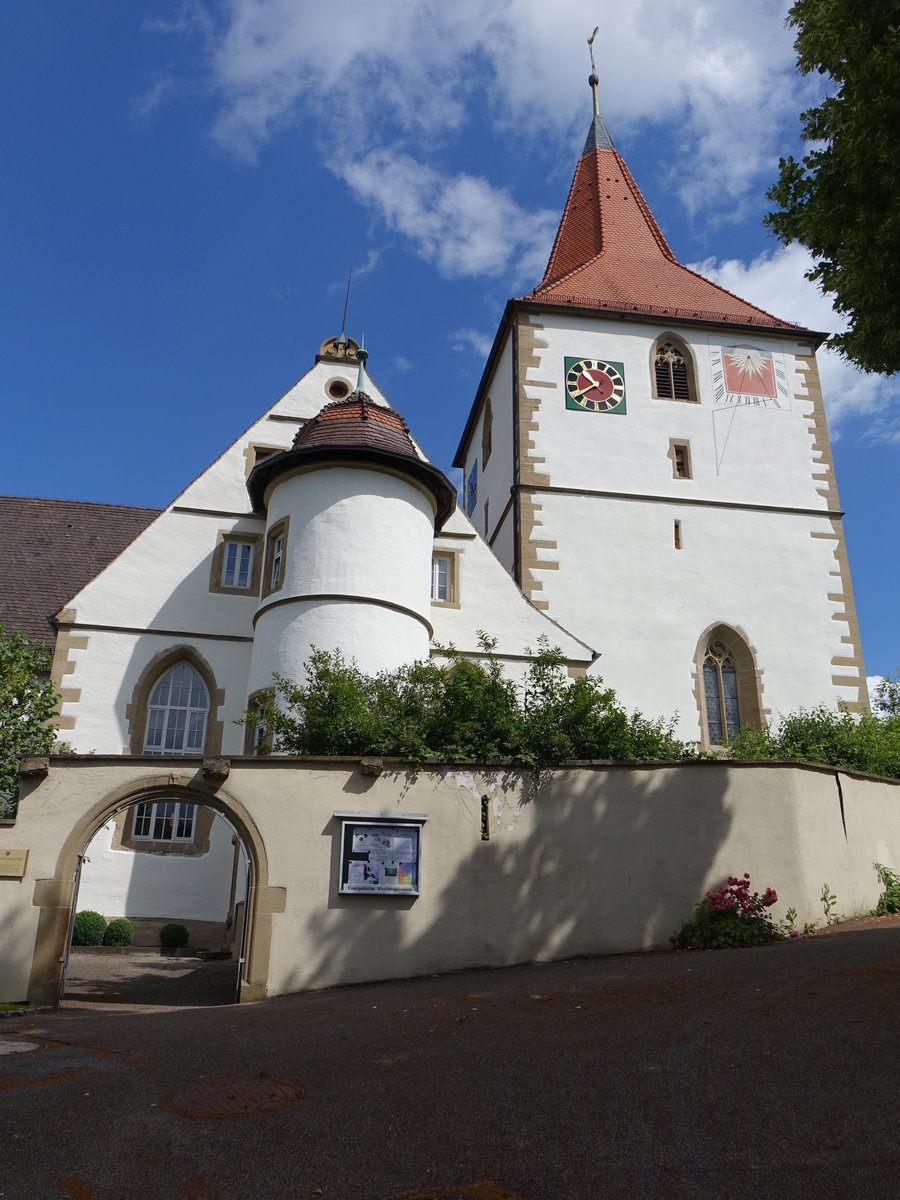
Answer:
top-left (4, 758), bottom-right (898, 1002)
top-left (465, 334), bottom-right (516, 556)
top-left (457, 309), bottom-right (861, 725)
top-left (430, 507), bottom-right (594, 684)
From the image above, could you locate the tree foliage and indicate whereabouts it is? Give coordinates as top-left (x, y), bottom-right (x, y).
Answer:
top-left (0, 627), bottom-right (60, 817)
top-left (262, 636), bottom-right (693, 768)
top-left (764, 1), bottom-right (900, 373)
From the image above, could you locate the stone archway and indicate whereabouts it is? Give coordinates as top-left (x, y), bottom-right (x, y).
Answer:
top-left (27, 772), bottom-right (278, 1007)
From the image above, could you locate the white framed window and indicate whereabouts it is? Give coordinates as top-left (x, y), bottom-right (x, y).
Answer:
top-left (432, 554), bottom-right (450, 602)
top-left (271, 534), bottom-right (284, 589)
top-left (244, 689), bottom-right (274, 755)
top-left (132, 800), bottom-right (196, 842)
top-left (143, 662), bottom-right (210, 755)
top-left (221, 540), bottom-right (254, 589)
top-left (262, 518), bottom-right (289, 599)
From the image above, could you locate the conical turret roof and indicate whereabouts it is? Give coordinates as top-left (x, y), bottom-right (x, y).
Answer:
top-left (528, 114), bottom-right (803, 332)
top-left (247, 392), bottom-right (457, 531)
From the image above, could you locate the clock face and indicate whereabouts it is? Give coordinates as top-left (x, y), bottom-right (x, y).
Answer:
top-left (709, 343), bottom-right (790, 409)
top-left (564, 357), bottom-right (626, 414)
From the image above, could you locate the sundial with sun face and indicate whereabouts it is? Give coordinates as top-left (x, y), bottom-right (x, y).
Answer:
top-left (709, 343), bottom-right (790, 409)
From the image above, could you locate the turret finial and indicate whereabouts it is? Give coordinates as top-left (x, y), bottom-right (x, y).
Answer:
top-left (356, 336), bottom-right (368, 393)
top-left (587, 26), bottom-right (600, 118)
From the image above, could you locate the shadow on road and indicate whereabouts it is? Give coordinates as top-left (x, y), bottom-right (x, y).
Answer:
top-left (63, 952), bottom-right (239, 1008)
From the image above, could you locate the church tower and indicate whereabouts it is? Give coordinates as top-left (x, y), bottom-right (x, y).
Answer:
top-left (454, 71), bottom-right (868, 746)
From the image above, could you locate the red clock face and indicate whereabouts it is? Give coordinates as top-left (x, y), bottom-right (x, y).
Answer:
top-left (565, 358), bottom-right (626, 412)
top-left (573, 368), bottom-right (614, 404)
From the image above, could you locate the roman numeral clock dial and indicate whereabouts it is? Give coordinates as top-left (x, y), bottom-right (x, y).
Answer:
top-left (564, 358), bottom-right (627, 414)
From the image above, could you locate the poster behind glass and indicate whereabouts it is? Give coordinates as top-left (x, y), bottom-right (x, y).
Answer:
top-left (340, 822), bottom-right (421, 895)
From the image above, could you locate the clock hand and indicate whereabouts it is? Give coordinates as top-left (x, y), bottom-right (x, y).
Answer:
top-left (571, 374), bottom-right (601, 398)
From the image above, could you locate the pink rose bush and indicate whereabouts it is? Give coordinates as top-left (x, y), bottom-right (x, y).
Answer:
top-left (672, 872), bottom-right (784, 950)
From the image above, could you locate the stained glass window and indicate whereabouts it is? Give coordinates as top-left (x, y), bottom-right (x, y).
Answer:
top-left (703, 640), bottom-right (741, 745)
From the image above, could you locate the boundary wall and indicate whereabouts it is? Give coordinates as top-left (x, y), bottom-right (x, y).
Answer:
top-left (2, 757), bottom-right (898, 1004)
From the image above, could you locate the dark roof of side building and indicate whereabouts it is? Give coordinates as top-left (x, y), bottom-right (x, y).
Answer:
top-left (0, 496), bottom-right (160, 652)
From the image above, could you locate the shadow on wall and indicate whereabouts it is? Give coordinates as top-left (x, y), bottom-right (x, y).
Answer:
top-left (289, 763), bottom-right (734, 994)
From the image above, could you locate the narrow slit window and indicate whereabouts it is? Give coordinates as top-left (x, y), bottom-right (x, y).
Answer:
top-left (672, 443), bottom-right (691, 479)
top-left (271, 535), bottom-right (283, 588)
top-left (674, 520), bottom-right (682, 550)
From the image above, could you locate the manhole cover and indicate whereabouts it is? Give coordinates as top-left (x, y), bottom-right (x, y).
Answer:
top-left (161, 1074), bottom-right (302, 1118)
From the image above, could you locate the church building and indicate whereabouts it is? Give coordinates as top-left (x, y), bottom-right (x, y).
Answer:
top-left (454, 93), bottom-right (868, 746)
top-left (4, 86), bottom-right (868, 784)
top-left (0, 82), bottom-right (880, 1004)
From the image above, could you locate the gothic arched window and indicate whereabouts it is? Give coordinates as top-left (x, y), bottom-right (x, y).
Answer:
top-left (143, 662), bottom-right (210, 755)
top-left (651, 335), bottom-right (698, 403)
top-left (702, 639), bottom-right (741, 745)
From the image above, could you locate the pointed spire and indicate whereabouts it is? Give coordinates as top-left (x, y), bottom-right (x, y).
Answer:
top-left (583, 27), bottom-right (615, 153)
top-left (526, 36), bottom-right (796, 332)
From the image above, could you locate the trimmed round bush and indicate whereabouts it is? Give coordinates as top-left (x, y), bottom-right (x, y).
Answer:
top-left (159, 922), bottom-right (189, 948)
top-left (102, 918), bottom-right (135, 947)
top-left (72, 910), bottom-right (107, 946)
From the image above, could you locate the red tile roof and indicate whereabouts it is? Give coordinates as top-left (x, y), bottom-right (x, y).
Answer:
top-left (0, 496), bottom-right (159, 651)
top-left (248, 394), bottom-right (458, 531)
top-left (290, 394), bottom-right (421, 458)
top-left (528, 143), bottom-right (802, 331)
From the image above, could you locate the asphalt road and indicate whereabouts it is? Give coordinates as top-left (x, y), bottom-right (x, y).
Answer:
top-left (1, 918), bottom-right (898, 1200)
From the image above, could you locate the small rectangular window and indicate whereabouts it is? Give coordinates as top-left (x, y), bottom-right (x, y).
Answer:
top-left (271, 535), bottom-right (284, 588)
top-left (671, 441), bottom-right (692, 479)
top-left (430, 551), bottom-right (459, 606)
top-left (262, 518), bottom-right (290, 599)
top-left (132, 800), bottom-right (196, 843)
top-left (209, 531), bottom-right (262, 596)
top-left (244, 689), bottom-right (274, 755)
top-left (674, 520), bottom-right (682, 550)
top-left (432, 555), bottom-right (450, 601)
top-left (222, 541), bottom-right (254, 589)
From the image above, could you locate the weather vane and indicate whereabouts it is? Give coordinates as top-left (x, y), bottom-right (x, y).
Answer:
top-left (587, 26), bottom-right (600, 118)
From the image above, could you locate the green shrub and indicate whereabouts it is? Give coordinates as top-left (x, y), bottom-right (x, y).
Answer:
top-left (102, 918), bottom-right (134, 946)
top-left (874, 863), bottom-right (900, 915)
top-left (726, 703), bottom-right (900, 779)
top-left (673, 874), bottom-right (784, 950)
top-left (159, 922), bottom-right (189, 948)
top-left (259, 636), bottom-right (696, 768)
top-left (72, 910), bottom-right (107, 946)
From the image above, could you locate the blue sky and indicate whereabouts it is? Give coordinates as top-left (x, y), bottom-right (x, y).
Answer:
top-left (2, 2), bottom-right (897, 681)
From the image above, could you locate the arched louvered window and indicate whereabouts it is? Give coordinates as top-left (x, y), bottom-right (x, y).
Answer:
top-left (702, 640), bottom-right (741, 745)
top-left (143, 663), bottom-right (210, 755)
top-left (652, 336), bottom-right (698, 403)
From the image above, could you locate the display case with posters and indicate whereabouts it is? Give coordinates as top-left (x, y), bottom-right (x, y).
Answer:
top-left (336, 813), bottom-right (426, 895)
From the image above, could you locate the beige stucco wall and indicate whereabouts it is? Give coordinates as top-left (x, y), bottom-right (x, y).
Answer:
top-left (3, 758), bottom-right (898, 1004)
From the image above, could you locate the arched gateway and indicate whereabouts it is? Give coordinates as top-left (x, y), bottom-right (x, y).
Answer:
top-left (25, 769), bottom-right (278, 1007)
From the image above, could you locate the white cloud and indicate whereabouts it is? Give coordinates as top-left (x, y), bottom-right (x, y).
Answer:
top-left (452, 328), bottom-right (494, 358)
top-left (690, 244), bottom-right (900, 432)
top-left (133, 70), bottom-right (179, 120)
top-left (202, 0), bottom-right (801, 210)
top-left (394, 356), bottom-right (413, 371)
top-left (154, 1), bottom-right (822, 280)
top-left (335, 150), bottom-right (557, 283)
